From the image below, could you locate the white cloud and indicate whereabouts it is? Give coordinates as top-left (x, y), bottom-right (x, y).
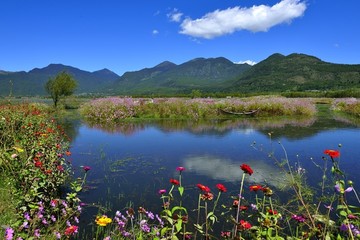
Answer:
top-left (152, 29), bottom-right (159, 35)
top-left (235, 60), bottom-right (257, 66)
top-left (167, 8), bottom-right (183, 22)
top-left (180, 0), bottom-right (306, 39)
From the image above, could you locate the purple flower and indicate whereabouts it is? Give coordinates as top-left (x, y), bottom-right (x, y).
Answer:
top-left (34, 229), bottom-right (40, 238)
top-left (140, 220), bottom-right (151, 233)
top-left (335, 184), bottom-right (341, 192)
top-left (51, 215), bottom-right (57, 222)
top-left (54, 232), bottom-right (61, 239)
top-left (22, 221), bottom-right (29, 228)
top-left (340, 223), bottom-right (349, 231)
top-left (250, 203), bottom-right (258, 211)
top-left (147, 211), bottom-right (154, 220)
top-left (24, 212), bottom-right (31, 220)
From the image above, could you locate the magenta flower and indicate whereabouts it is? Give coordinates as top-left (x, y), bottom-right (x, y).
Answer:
top-left (176, 167), bottom-right (185, 172)
top-left (158, 189), bottom-right (166, 195)
top-left (5, 227), bottom-right (14, 240)
top-left (291, 214), bottom-right (306, 223)
top-left (83, 166), bottom-right (91, 172)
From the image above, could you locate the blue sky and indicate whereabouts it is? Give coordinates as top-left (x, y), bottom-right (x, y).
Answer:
top-left (1, 0), bottom-right (359, 75)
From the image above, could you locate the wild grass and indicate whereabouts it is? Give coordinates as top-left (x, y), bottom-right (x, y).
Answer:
top-left (331, 98), bottom-right (360, 117)
top-left (79, 96), bottom-right (317, 123)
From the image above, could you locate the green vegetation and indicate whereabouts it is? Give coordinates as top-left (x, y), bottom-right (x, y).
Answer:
top-left (45, 71), bottom-right (77, 107)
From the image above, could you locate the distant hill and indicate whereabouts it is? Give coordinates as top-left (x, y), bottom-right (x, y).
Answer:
top-left (227, 53), bottom-right (360, 92)
top-left (112, 57), bottom-right (251, 94)
top-left (1, 53), bottom-right (360, 97)
top-left (0, 64), bottom-right (119, 96)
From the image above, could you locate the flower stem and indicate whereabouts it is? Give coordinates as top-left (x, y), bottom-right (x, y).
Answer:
top-left (234, 173), bottom-right (246, 236)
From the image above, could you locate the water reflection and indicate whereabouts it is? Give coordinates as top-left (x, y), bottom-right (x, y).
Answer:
top-left (183, 155), bottom-right (290, 189)
top-left (83, 116), bottom-right (316, 136)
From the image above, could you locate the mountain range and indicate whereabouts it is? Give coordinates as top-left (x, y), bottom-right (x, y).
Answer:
top-left (1, 53), bottom-right (360, 96)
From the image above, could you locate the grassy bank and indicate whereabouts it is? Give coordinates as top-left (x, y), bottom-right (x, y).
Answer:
top-left (0, 103), bottom-right (84, 239)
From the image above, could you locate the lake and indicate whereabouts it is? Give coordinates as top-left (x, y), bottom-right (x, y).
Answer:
top-left (61, 108), bottom-right (360, 237)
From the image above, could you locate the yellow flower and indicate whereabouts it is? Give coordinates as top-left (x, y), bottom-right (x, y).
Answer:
top-left (95, 215), bottom-right (112, 226)
top-left (12, 146), bottom-right (24, 153)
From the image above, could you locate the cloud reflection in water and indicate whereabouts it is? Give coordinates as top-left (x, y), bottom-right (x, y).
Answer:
top-left (184, 155), bottom-right (289, 189)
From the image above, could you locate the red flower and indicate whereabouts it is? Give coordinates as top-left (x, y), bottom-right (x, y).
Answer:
top-left (170, 179), bottom-right (180, 185)
top-left (57, 165), bottom-right (64, 172)
top-left (239, 220), bottom-right (252, 230)
top-left (240, 164), bottom-right (253, 175)
top-left (268, 209), bottom-right (278, 215)
top-left (240, 205), bottom-right (248, 211)
top-left (34, 161), bottom-right (43, 168)
top-left (324, 149), bottom-right (340, 158)
top-left (250, 185), bottom-right (263, 192)
top-left (232, 200), bottom-right (239, 207)
top-left (201, 192), bottom-right (214, 201)
top-left (197, 184), bottom-right (210, 192)
top-left (216, 183), bottom-right (227, 192)
top-left (64, 225), bottom-right (78, 236)
top-left (65, 150), bottom-right (71, 156)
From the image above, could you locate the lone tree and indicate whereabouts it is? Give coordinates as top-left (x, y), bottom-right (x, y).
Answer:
top-left (45, 71), bottom-right (77, 107)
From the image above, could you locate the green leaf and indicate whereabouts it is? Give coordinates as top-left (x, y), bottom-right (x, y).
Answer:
top-left (163, 209), bottom-right (172, 217)
top-left (194, 224), bottom-right (204, 234)
top-left (175, 219), bottom-right (183, 232)
top-left (160, 227), bottom-right (170, 236)
top-left (171, 206), bottom-right (187, 214)
top-left (339, 210), bottom-right (348, 217)
top-left (178, 186), bottom-right (184, 196)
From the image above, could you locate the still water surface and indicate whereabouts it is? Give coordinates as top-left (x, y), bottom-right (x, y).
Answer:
top-left (62, 112), bottom-right (360, 235)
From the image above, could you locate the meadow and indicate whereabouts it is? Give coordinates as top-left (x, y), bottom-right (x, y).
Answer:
top-left (1, 96), bottom-right (360, 239)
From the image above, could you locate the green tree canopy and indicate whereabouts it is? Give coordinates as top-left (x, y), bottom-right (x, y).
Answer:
top-left (45, 71), bottom-right (77, 107)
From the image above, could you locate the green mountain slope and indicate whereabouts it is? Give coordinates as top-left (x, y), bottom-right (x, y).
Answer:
top-left (228, 53), bottom-right (360, 92)
top-left (113, 57), bottom-right (251, 94)
top-left (0, 64), bottom-right (119, 96)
